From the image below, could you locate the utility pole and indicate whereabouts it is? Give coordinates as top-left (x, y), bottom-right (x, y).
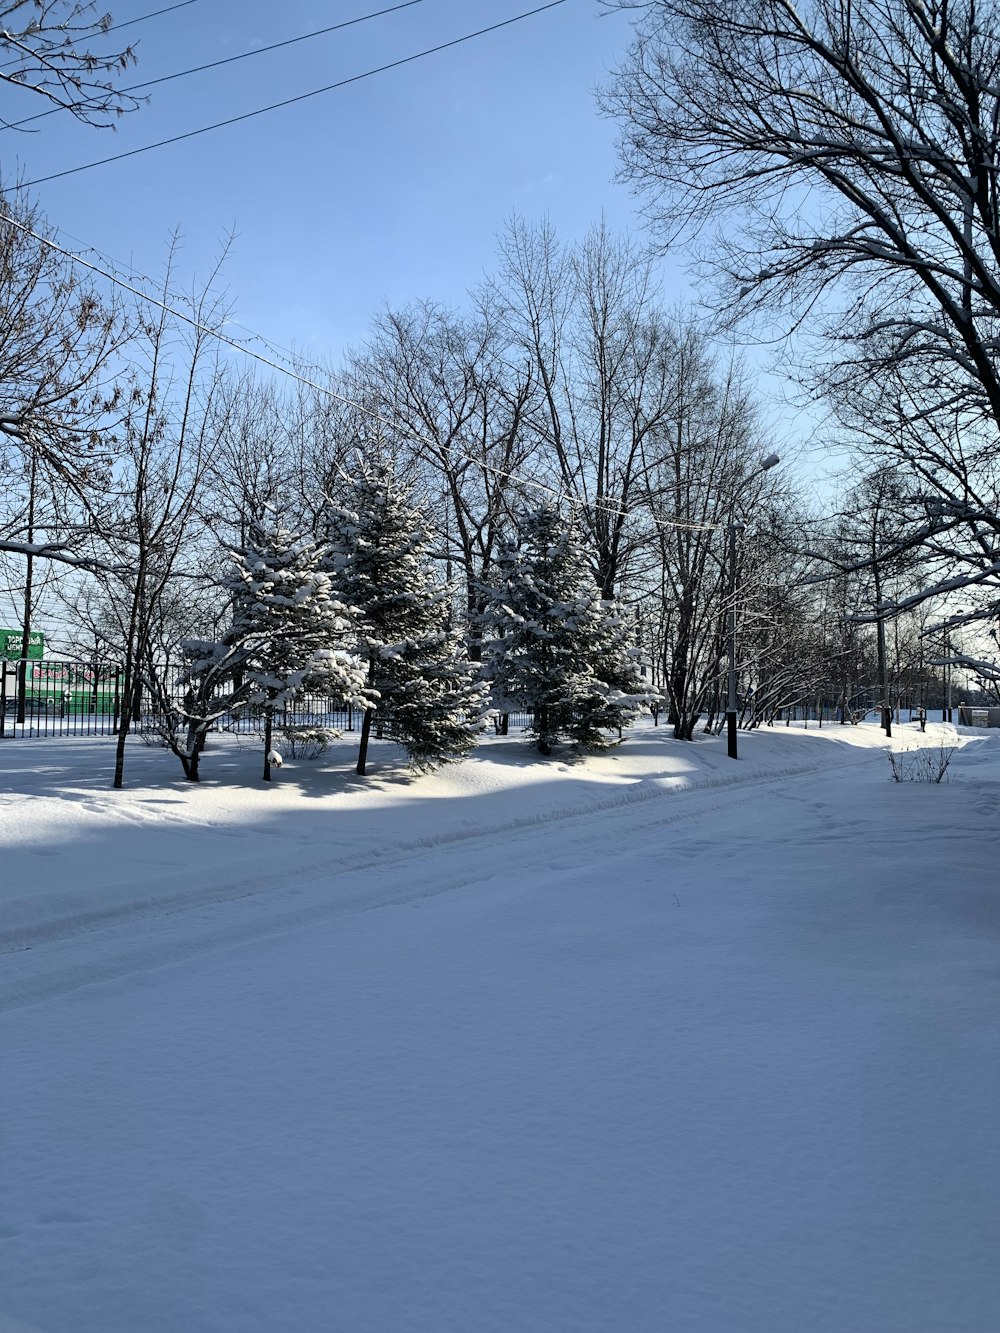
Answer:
top-left (726, 519), bottom-right (743, 759)
top-left (875, 601), bottom-right (891, 738)
top-left (16, 448), bottom-right (37, 727)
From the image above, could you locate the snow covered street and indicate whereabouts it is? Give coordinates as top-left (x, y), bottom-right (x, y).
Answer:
top-left (1, 722), bottom-right (998, 1332)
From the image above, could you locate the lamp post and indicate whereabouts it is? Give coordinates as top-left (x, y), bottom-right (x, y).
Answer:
top-left (941, 612), bottom-right (967, 723)
top-left (726, 453), bottom-right (780, 759)
top-left (875, 601), bottom-right (892, 738)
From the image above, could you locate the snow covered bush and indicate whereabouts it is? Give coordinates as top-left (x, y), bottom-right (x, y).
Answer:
top-left (482, 505), bottom-right (647, 755)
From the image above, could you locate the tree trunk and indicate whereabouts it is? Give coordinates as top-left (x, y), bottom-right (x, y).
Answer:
top-left (113, 567), bottom-right (147, 790)
top-left (356, 660), bottom-right (377, 775)
top-left (356, 707), bottom-right (373, 775)
top-left (537, 704), bottom-right (552, 754)
top-left (113, 682), bottom-right (132, 789)
top-left (876, 613), bottom-right (891, 738)
top-left (263, 708), bottom-right (273, 781)
top-left (181, 723), bottom-right (204, 781)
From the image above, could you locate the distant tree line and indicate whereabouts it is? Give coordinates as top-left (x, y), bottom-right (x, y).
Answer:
top-left (8, 49), bottom-right (998, 786)
top-left (2, 188), bottom-right (973, 786)
top-left (4, 0), bottom-right (1000, 786)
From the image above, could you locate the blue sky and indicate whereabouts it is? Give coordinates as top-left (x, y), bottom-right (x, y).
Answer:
top-left (3, 0), bottom-right (679, 360)
top-left (2, 0), bottom-right (833, 493)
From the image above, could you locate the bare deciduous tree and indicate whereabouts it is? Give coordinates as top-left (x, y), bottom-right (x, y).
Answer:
top-left (604, 0), bottom-right (1000, 626)
top-left (637, 341), bottom-right (778, 738)
top-left (354, 299), bottom-right (536, 655)
top-left (80, 247), bottom-right (228, 787)
top-left (0, 191), bottom-right (126, 564)
top-left (200, 372), bottom-right (296, 546)
top-left (495, 217), bottom-right (681, 599)
top-left (0, 1), bottom-right (140, 127)
top-left (605, 0), bottom-right (1000, 401)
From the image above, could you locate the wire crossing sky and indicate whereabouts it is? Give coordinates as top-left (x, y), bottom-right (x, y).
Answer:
top-left (17, 1), bottom-right (570, 188)
top-left (2, 2), bottom-right (428, 131)
top-left (10, 0), bottom-right (816, 467)
top-left (3, 0), bottom-right (645, 365)
top-left (0, 203), bottom-right (718, 536)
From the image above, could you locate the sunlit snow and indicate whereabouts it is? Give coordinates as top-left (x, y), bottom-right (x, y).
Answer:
top-left (0, 719), bottom-right (997, 1333)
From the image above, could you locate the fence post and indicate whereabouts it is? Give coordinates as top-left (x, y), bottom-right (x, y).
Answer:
top-left (0, 660), bottom-right (6, 738)
top-left (113, 668), bottom-right (121, 730)
top-left (15, 657), bottom-right (26, 725)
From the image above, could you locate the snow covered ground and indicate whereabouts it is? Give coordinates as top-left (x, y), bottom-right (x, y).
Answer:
top-left (0, 719), bottom-right (998, 1332)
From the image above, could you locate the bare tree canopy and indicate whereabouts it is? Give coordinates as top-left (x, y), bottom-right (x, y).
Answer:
top-left (609, 5), bottom-right (992, 290)
top-left (604, 1), bottom-right (1000, 379)
top-left (493, 217), bottom-right (690, 599)
top-left (603, 0), bottom-right (1000, 614)
top-left (0, 1), bottom-right (139, 127)
top-left (0, 189), bottom-right (128, 570)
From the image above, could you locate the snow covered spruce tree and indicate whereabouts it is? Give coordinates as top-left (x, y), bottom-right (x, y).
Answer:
top-left (483, 505), bottom-right (646, 754)
top-left (322, 462), bottom-right (485, 775)
top-left (228, 517), bottom-right (369, 781)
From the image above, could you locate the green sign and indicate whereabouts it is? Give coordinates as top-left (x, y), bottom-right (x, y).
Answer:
top-left (0, 629), bottom-right (44, 660)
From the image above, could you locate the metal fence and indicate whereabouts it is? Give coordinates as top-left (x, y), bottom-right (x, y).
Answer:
top-left (0, 658), bottom-right (538, 741)
top-left (0, 658), bottom-right (370, 741)
top-left (1, 659), bottom-right (124, 739)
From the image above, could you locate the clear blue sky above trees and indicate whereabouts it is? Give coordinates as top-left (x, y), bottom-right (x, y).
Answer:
top-left (4, 0), bottom-right (673, 359)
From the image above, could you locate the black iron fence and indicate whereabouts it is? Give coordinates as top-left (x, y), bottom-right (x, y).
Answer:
top-left (0, 658), bottom-right (369, 741)
top-left (1, 658), bottom-right (123, 739)
top-left (0, 658), bottom-right (537, 741)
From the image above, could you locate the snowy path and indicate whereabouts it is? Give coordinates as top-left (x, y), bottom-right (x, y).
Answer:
top-left (0, 740), bottom-right (876, 1011)
top-left (1, 725), bottom-right (998, 1333)
top-left (1, 723), bottom-right (875, 955)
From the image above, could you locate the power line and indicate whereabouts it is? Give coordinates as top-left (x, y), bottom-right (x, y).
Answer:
top-left (29, 216), bottom-right (325, 381)
top-left (3, 1), bottom-right (425, 132)
top-left (0, 206), bottom-right (721, 533)
top-left (0, 1), bottom-right (199, 73)
top-left (101, 0), bottom-right (201, 36)
top-left (17, 1), bottom-right (571, 189)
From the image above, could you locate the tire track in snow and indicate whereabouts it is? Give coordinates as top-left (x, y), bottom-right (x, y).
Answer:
top-left (0, 748), bottom-right (878, 1013)
top-left (0, 742), bottom-right (875, 956)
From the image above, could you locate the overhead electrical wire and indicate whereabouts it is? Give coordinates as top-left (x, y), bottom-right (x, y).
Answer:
top-left (4, 1), bottom-right (568, 435)
top-left (3, 0), bottom-right (426, 131)
top-left (29, 217), bottom-right (328, 381)
top-left (97, 0), bottom-right (201, 36)
top-left (17, 0), bottom-right (570, 188)
top-left (0, 206), bottom-right (722, 534)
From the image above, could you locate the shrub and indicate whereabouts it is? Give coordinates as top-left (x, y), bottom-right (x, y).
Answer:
top-left (278, 726), bottom-right (340, 760)
top-left (885, 744), bottom-right (957, 784)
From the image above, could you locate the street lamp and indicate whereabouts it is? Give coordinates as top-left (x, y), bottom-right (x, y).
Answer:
top-left (941, 611), bottom-right (967, 723)
top-left (726, 453), bottom-right (780, 759)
